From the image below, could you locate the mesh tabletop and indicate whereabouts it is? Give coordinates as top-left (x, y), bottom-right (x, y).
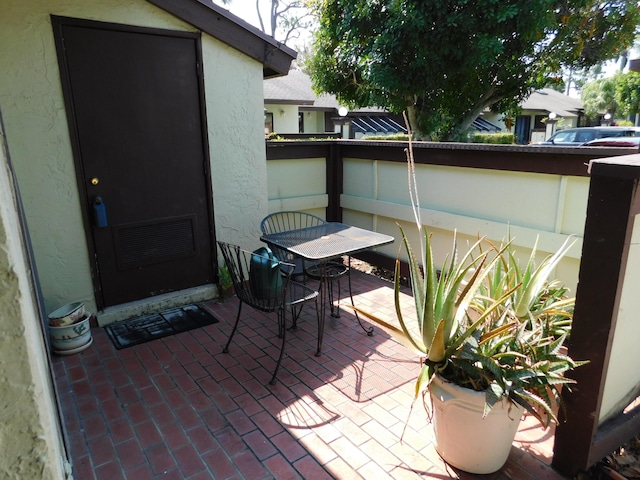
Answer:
top-left (260, 223), bottom-right (394, 261)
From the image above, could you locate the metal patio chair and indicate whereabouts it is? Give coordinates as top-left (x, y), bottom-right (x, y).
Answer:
top-left (260, 211), bottom-right (348, 317)
top-left (217, 241), bottom-right (320, 385)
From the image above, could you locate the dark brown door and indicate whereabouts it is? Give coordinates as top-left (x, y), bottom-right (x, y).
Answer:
top-left (53, 17), bottom-right (215, 308)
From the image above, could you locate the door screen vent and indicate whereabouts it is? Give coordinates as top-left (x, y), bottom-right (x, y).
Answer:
top-left (115, 216), bottom-right (197, 270)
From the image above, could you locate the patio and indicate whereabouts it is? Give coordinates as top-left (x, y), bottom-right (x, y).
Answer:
top-left (52, 267), bottom-right (567, 480)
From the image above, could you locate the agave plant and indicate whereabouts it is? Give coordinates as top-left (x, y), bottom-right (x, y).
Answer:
top-left (394, 227), bottom-right (585, 427)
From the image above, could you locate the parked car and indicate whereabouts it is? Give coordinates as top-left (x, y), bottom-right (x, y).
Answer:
top-left (538, 126), bottom-right (640, 146)
top-left (582, 136), bottom-right (640, 149)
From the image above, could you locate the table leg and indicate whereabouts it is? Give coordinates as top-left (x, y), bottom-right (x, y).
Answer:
top-left (314, 256), bottom-right (374, 356)
top-left (316, 265), bottom-right (327, 355)
top-left (346, 256), bottom-right (374, 336)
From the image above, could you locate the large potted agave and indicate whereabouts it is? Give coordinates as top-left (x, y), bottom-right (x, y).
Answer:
top-left (393, 129), bottom-right (583, 474)
top-left (394, 225), bottom-right (583, 474)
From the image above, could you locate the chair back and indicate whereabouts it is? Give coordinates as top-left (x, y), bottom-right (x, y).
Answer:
top-left (260, 211), bottom-right (326, 235)
top-left (217, 241), bottom-right (293, 312)
top-left (260, 211), bottom-right (326, 265)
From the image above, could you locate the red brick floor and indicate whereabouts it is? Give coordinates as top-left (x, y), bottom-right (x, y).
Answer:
top-left (52, 269), bottom-right (570, 479)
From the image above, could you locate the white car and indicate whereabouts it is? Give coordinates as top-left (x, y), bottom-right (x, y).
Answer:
top-left (538, 126), bottom-right (640, 146)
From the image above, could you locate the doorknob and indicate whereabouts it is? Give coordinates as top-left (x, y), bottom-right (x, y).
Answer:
top-left (90, 177), bottom-right (99, 186)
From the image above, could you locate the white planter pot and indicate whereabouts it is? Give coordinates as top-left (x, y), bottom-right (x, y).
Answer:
top-left (429, 374), bottom-right (524, 474)
top-left (48, 301), bottom-right (85, 327)
top-left (49, 313), bottom-right (93, 354)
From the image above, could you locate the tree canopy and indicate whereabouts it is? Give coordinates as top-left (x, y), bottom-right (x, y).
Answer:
top-left (582, 71), bottom-right (640, 119)
top-left (307, 0), bottom-right (640, 140)
top-left (215, 0), bottom-right (313, 46)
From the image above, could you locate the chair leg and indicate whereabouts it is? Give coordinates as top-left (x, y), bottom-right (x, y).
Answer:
top-left (223, 301), bottom-right (243, 353)
top-left (314, 297), bottom-right (323, 356)
top-left (270, 308), bottom-right (287, 385)
top-left (289, 304), bottom-right (299, 331)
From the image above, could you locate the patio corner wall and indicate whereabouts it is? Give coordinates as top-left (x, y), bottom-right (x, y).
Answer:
top-left (552, 154), bottom-right (640, 477)
top-left (1, 114), bottom-right (69, 479)
top-left (266, 140), bottom-right (614, 290)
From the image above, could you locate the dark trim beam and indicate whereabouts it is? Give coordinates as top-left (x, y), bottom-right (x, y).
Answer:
top-left (146, 0), bottom-right (296, 78)
top-left (552, 155), bottom-right (640, 477)
top-left (268, 140), bottom-right (637, 177)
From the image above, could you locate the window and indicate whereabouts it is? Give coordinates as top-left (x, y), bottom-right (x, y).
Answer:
top-left (534, 115), bottom-right (547, 129)
top-left (551, 130), bottom-right (576, 143)
top-left (264, 112), bottom-right (273, 134)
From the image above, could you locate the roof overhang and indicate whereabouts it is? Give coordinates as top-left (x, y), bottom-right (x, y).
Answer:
top-left (546, 109), bottom-right (579, 118)
top-left (146, 0), bottom-right (296, 78)
top-left (266, 100), bottom-right (315, 106)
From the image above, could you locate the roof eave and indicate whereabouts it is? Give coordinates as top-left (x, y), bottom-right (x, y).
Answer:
top-left (265, 100), bottom-right (315, 105)
top-left (146, 0), bottom-right (296, 78)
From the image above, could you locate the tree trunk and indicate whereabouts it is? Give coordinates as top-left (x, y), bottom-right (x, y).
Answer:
top-left (406, 105), bottom-right (431, 140)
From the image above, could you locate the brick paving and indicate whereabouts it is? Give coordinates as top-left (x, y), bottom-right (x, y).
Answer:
top-left (52, 269), bottom-right (568, 479)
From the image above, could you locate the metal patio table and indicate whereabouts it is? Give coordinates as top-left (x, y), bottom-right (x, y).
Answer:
top-left (260, 222), bottom-right (394, 355)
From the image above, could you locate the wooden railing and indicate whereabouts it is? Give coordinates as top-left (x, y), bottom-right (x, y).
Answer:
top-left (266, 139), bottom-right (640, 477)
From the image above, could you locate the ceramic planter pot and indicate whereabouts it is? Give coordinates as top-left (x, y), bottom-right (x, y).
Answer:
top-left (49, 313), bottom-right (92, 353)
top-left (48, 301), bottom-right (85, 327)
top-left (429, 374), bottom-right (524, 474)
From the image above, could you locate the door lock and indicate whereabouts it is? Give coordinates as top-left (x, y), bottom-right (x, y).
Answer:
top-left (90, 177), bottom-right (99, 186)
top-left (92, 197), bottom-right (108, 228)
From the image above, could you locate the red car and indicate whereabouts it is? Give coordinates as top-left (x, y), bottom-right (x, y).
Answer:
top-left (582, 136), bottom-right (640, 149)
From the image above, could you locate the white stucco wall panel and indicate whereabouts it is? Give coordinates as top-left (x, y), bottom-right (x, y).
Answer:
top-left (267, 104), bottom-right (299, 134)
top-left (344, 157), bottom-right (588, 236)
top-left (1, 0), bottom-right (269, 313)
top-left (339, 156), bottom-right (584, 291)
top-left (301, 111), bottom-right (325, 133)
top-left (266, 158), bottom-right (327, 213)
top-left (343, 158), bottom-right (375, 199)
top-left (341, 209), bottom-right (399, 259)
top-left (558, 177), bottom-right (589, 235)
top-left (267, 158), bottom-right (326, 199)
top-left (412, 164), bottom-right (560, 231)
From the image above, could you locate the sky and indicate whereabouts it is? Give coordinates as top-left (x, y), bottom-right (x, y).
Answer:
top-left (211, 0), bottom-right (312, 50)
top-left (213, 1), bottom-right (265, 31)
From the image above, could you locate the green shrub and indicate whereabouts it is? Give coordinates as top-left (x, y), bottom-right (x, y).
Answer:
top-left (361, 133), bottom-right (410, 141)
top-left (265, 132), bottom-right (284, 141)
top-left (471, 132), bottom-right (515, 144)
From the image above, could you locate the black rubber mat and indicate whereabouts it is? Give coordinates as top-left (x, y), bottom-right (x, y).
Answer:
top-left (104, 304), bottom-right (219, 350)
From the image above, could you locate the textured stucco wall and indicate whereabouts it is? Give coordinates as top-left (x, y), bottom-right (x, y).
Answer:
top-left (0, 0), bottom-right (268, 315)
top-left (202, 36), bottom-right (268, 252)
top-left (0, 127), bottom-right (67, 478)
top-left (267, 104), bottom-right (300, 134)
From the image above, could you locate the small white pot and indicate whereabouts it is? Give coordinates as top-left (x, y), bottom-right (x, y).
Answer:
top-left (429, 374), bottom-right (524, 474)
top-left (48, 301), bottom-right (85, 327)
top-left (49, 313), bottom-right (92, 352)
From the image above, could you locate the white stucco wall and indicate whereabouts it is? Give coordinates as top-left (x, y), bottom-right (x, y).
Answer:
top-left (1, 123), bottom-right (68, 479)
top-left (1, 0), bottom-right (268, 316)
top-left (301, 111), bottom-right (326, 133)
top-left (266, 104), bottom-right (300, 134)
top-left (340, 158), bottom-right (584, 291)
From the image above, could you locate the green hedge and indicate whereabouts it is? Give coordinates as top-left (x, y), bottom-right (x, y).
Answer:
top-left (361, 133), bottom-right (410, 141)
top-left (470, 132), bottom-right (515, 144)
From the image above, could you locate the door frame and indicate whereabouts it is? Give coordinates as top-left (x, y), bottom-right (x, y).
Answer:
top-left (51, 15), bottom-right (217, 310)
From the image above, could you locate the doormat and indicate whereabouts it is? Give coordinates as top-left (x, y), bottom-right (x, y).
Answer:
top-left (104, 304), bottom-right (219, 350)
